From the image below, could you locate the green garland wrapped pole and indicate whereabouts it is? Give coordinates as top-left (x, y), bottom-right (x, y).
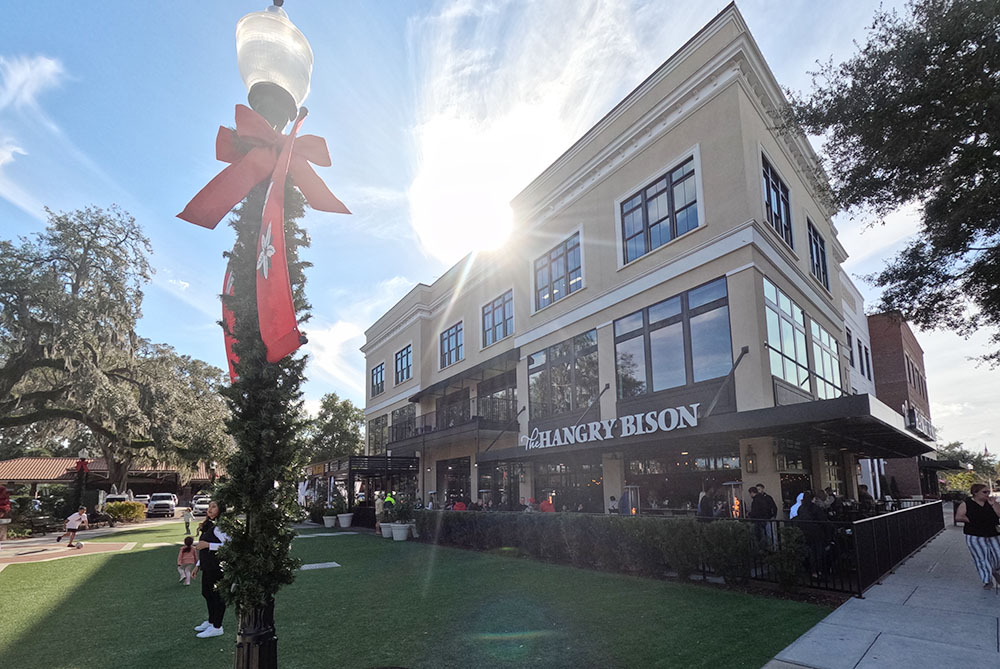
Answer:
top-left (214, 182), bottom-right (312, 668)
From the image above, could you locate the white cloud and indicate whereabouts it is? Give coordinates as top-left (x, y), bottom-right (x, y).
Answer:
top-left (0, 55), bottom-right (65, 111)
top-left (0, 137), bottom-right (43, 219)
top-left (168, 279), bottom-right (190, 291)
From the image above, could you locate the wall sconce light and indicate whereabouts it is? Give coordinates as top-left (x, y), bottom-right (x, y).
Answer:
top-left (745, 446), bottom-right (758, 473)
top-left (426, 467), bottom-right (431, 472)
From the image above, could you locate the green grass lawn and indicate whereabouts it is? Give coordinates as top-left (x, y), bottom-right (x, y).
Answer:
top-left (1, 524), bottom-right (831, 668)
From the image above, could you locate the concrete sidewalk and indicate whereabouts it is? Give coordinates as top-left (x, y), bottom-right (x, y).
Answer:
top-left (766, 519), bottom-right (1000, 668)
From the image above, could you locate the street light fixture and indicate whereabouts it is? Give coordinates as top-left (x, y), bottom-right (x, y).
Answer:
top-left (235, 1), bottom-right (313, 129)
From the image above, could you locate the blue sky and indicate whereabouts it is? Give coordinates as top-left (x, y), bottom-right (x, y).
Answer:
top-left (2, 1), bottom-right (996, 452)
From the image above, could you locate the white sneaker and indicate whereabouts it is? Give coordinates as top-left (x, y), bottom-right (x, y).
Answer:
top-left (196, 625), bottom-right (224, 638)
top-left (194, 620), bottom-right (212, 631)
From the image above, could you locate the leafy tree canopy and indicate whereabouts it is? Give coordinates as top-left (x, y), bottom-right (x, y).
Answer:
top-left (303, 392), bottom-right (364, 463)
top-left (935, 441), bottom-right (998, 492)
top-left (0, 206), bottom-right (233, 486)
top-left (786, 0), bottom-right (1000, 364)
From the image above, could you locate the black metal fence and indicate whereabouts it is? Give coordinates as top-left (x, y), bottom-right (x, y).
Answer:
top-left (728, 500), bottom-right (944, 596)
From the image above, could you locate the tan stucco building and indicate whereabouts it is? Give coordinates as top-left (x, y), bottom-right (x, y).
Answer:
top-left (360, 5), bottom-right (932, 517)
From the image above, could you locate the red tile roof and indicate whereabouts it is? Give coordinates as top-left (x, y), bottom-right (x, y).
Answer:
top-left (0, 457), bottom-right (226, 483)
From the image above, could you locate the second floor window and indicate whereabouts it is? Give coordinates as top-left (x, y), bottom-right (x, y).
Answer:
top-left (535, 232), bottom-right (581, 310)
top-left (483, 290), bottom-right (514, 347)
top-left (371, 363), bottom-right (384, 396)
top-left (440, 322), bottom-right (463, 368)
top-left (846, 327), bottom-right (854, 367)
top-left (395, 345), bottom-right (412, 384)
top-left (762, 156), bottom-right (792, 247)
top-left (368, 415), bottom-right (387, 454)
top-left (528, 330), bottom-right (598, 420)
top-left (615, 277), bottom-right (732, 399)
top-left (621, 157), bottom-right (699, 264)
top-left (807, 220), bottom-right (829, 289)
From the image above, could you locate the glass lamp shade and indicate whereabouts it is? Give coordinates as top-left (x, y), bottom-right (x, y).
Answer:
top-left (235, 5), bottom-right (313, 127)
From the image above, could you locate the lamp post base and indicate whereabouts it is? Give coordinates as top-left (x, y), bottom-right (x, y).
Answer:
top-left (235, 601), bottom-right (278, 669)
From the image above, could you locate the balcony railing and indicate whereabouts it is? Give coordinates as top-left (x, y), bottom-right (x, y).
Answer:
top-left (385, 397), bottom-right (519, 444)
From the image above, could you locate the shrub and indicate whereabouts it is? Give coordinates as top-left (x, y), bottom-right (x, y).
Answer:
top-left (765, 525), bottom-right (807, 590)
top-left (701, 520), bottom-right (756, 585)
top-left (308, 503), bottom-right (325, 524)
top-left (660, 519), bottom-right (703, 579)
top-left (104, 501), bottom-right (146, 523)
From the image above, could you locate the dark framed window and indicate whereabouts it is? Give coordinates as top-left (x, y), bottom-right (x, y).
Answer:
top-left (370, 363), bottom-right (385, 397)
top-left (394, 345), bottom-right (412, 384)
top-left (846, 327), bottom-right (854, 367)
top-left (807, 220), bottom-right (829, 289)
top-left (535, 233), bottom-right (582, 310)
top-left (858, 340), bottom-right (866, 378)
top-left (440, 322), bottom-right (463, 368)
top-left (368, 415), bottom-right (387, 454)
top-left (483, 290), bottom-right (514, 347)
top-left (528, 330), bottom-right (598, 420)
top-left (864, 346), bottom-right (872, 381)
top-left (762, 156), bottom-right (792, 247)
top-left (614, 277), bottom-right (732, 399)
top-left (621, 157), bottom-right (699, 264)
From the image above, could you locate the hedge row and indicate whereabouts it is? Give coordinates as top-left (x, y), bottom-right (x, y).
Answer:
top-left (104, 501), bottom-right (147, 523)
top-left (412, 511), bottom-right (794, 584)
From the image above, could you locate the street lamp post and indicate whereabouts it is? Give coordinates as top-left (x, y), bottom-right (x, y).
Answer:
top-left (177, 3), bottom-right (348, 668)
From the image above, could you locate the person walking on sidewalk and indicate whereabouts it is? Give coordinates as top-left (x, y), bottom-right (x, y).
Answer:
top-left (183, 507), bottom-right (193, 535)
top-left (954, 483), bottom-right (1000, 589)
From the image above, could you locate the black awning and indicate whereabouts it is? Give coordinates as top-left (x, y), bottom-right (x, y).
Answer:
top-left (408, 346), bottom-right (520, 402)
top-left (918, 457), bottom-right (963, 471)
top-left (477, 393), bottom-right (934, 463)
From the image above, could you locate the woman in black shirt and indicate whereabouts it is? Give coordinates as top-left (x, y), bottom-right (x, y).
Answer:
top-left (193, 501), bottom-right (230, 637)
top-left (954, 483), bottom-right (1000, 589)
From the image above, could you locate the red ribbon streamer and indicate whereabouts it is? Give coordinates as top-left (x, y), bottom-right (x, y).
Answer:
top-left (257, 109), bottom-right (306, 363)
top-left (178, 105), bottom-right (349, 229)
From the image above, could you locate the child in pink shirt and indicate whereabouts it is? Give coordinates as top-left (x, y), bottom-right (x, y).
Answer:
top-left (177, 536), bottom-right (198, 585)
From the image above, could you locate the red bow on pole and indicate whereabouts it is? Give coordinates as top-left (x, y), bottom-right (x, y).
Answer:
top-left (178, 105), bottom-right (349, 228)
top-left (178, 104), bottom-right (349, 368)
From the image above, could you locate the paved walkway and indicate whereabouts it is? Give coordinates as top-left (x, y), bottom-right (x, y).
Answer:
top-left (766, 517), bottom-right (1000, 668)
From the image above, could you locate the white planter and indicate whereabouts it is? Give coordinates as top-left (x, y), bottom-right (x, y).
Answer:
top-left (380, 522), bottom-right (394, 538)
top-left (337, 513), bottom-right (353, 528)
top-left (322, 515), bottom-right (337, 528)
top-left (391, 523), bottom-right (410, 541)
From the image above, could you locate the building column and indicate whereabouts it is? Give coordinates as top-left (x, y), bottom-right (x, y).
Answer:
top-left (521, 463), bottom-right (535, 505)
top-left (601, 452), bottom-right (624, 514)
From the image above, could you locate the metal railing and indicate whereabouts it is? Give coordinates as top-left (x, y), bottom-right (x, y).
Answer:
top-left (699, 500), bottom-right (944, 596)
top-left (386, 397), bottom-right (518, 443)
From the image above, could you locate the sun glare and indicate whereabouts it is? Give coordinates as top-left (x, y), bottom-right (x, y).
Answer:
top-left (408, 117), bottom-right (514, 263)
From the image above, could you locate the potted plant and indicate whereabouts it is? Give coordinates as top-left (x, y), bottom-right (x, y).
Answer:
top-left (330, 489), bottom-right (353, 529)
top-left (322, 505), bottom-right (338, 528)
top-left (391, 501), bottom-right (413, 541)
top-left (379, 506), bottom-right (395, 538)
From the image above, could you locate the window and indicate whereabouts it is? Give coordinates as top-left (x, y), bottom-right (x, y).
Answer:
top-left (368, 415), bottom-right (388, 454)
top-left (763, 278), bottom-right (810, 392)
top-left (807, 220), bottom-right (829, 289)
top-left (483, 290), bottom-right (514, 347)
top-left (846, 327), bottom-right (854, 367)
top-left (528, 330), bottom-right (598, 420)
top-left (440, 322), bottom-right (463, 368)
top-left (390, 404), bottom-right (415, 442)
top-left (863, 346), bottom-right (872, 381)
top-left (810, 320), bottom-right (843, 399)
top-left (370, 363), bottom-right (384, 397)
top-left (394, 345), bottom-right (412, 384)
top-left (858, 340), bottom-right (866, 378)
top-left (621, 158), bottom-right (699, 264)
top-left (535, 233), bottom-right (582, 310)
top-left (614, 278), bottom-right (732, 399)
top-left (762, 156), bottom-right (792, 247)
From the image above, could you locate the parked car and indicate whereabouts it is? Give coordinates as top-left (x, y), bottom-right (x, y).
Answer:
top-left (103, 494), bottom-right (129, 508)
top-left (134, 494), bottom-right (150, 507)
top-left (192, 497), bottom-right (211, 517)
top-left (146, 493), bottom-right (176, 518)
